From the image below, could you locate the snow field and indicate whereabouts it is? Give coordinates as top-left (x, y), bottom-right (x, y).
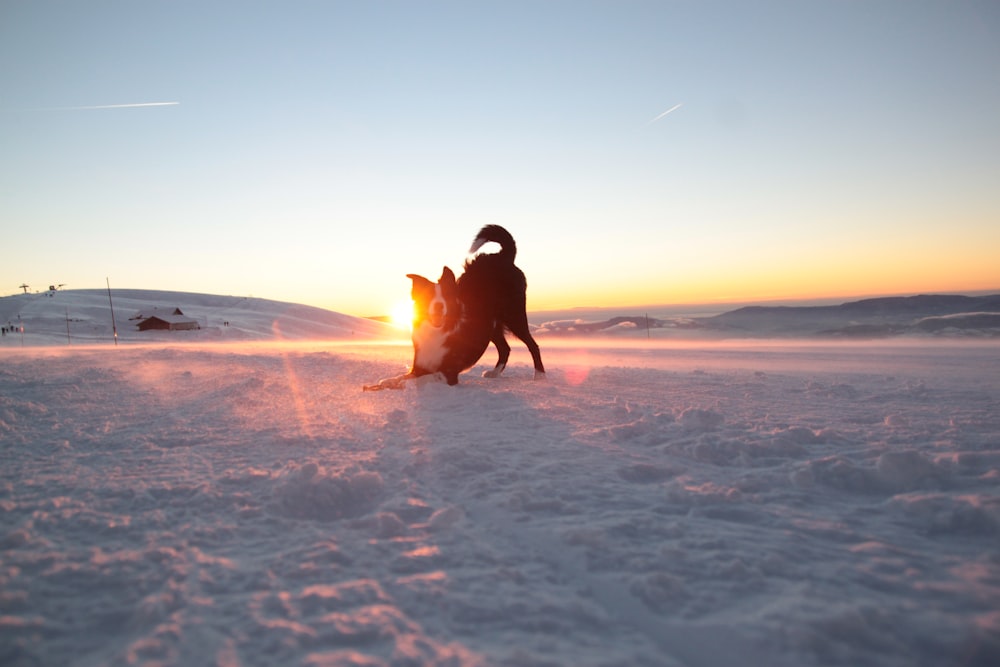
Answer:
top-left (1, 341), bottom-right (998, 666)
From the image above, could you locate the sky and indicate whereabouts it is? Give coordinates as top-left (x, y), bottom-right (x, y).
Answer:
top-left (2, 0), bottom-right (999, 317)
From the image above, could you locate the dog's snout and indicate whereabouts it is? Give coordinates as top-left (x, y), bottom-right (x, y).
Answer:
top-left (427, 289), bottom-right (448, 327)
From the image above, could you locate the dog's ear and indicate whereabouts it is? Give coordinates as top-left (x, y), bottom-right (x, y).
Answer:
top-left (439, 266), bottom-right (456, 287)
top-left (407, 273), bottom-right (429, 285)
top-left (406, 274), bottom-right (433, 297)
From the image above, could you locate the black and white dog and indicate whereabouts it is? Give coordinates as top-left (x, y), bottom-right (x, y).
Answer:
top-left (365, 225), bottom-right (545, 389)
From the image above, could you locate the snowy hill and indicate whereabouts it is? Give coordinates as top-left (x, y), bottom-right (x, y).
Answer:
top-left (0, 288), bottom-right (400, 345)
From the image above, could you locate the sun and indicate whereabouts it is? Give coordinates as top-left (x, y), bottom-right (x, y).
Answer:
top-left (390, 299), bottom-right (415, 331)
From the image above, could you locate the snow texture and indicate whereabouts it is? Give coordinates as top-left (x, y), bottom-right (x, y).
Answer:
top-left (2, 291), bottom-right (999, 666)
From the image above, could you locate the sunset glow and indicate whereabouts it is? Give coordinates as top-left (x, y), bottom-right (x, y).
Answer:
top-left (2, 2), bottom-right (997, 314)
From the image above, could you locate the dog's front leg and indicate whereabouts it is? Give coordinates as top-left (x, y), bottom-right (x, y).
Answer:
top-left (483, 323), bottom-right (510, 378)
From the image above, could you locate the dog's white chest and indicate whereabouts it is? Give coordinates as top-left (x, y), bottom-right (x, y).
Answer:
top-left (412, 321), bottom-right (450, 370)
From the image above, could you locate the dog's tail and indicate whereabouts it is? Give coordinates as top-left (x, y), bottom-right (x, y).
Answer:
top-left (469, 225), bottom-right (517, 262)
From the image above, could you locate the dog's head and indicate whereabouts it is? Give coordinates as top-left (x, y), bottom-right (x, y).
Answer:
top-left (406, 267), bottom-right (458, 330)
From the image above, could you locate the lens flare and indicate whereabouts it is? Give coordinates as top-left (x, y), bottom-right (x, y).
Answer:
top-left (391, 300), bottom-right (415, 332)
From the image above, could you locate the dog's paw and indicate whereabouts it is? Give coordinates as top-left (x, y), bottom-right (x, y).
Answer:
top-left (363, 374), bottom-right (408, 391)
top-left (533, 370), bottom-right (547, 381)
top-left (412, 372), bottom-right (448, 386)
top-left (483, 364), bottom-right (506, 379)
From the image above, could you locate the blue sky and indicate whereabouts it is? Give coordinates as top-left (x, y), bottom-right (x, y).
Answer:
top-left (2, 1), bottom-right (998, 316)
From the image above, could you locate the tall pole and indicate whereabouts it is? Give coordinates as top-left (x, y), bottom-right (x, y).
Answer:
top-left (106, 277), bottom-right (118, 346)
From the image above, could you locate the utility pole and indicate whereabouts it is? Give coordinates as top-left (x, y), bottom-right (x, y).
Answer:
top-left (106, 278), bottom-right (118, 346)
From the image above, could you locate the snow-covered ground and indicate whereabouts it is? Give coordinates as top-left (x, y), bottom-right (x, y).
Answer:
top-left (2, 292), bottom-right (999, 666)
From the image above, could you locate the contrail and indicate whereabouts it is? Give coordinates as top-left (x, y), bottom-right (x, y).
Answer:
top-left (646, 102), bottom-right (683, 125)
top-left (18, 101), bottom-right (181, 111)
top-left (63, 101), bottom-right (180, 110)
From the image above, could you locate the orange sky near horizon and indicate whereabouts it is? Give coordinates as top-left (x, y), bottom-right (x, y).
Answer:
top-left (2, 2), bottom-right (998, 317)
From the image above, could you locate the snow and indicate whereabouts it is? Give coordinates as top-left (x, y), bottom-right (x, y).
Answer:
top-left (2, 291), bottom-right (999, 666)
top-left (0, 289), bottom-right (396, 345)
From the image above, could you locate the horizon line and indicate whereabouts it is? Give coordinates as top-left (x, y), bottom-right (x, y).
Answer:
top-left (7, 286), bottom-right (999, 317)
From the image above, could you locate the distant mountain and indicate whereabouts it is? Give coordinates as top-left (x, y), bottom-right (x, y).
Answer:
top-left (533, 294), bottom-right (1000, 339)
top-left (715, 294), bottom-right (1000, 321)
top-left (707, 294), bottom-right (1000, 337)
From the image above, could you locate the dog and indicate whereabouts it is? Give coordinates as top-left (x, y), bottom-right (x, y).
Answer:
top-left (364, 225), bottom-right (545, 389)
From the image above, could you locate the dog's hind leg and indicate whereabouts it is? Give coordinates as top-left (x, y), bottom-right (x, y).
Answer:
top-left (483, 322), bottom-right (511, 378)
top-left (506, 316), bottom-right (545, 380)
